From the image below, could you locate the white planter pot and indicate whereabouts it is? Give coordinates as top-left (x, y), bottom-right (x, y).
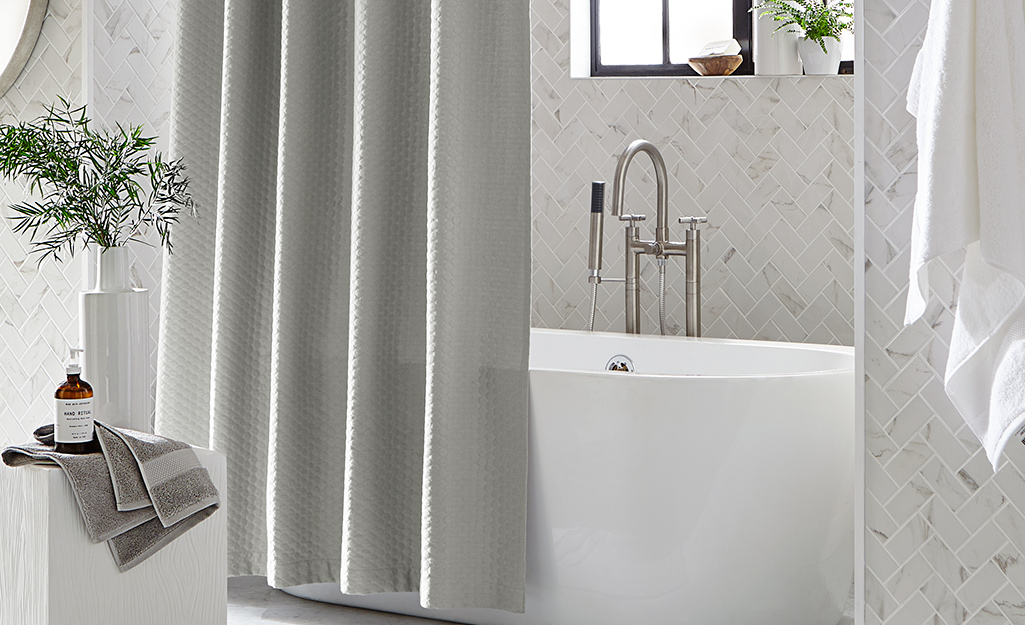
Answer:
top-left (753, 6), bottom-right (801, 75)
top-left (79, 247), bottom-right (152, 433)
top-left (799, 36), bottom-right (841, 75)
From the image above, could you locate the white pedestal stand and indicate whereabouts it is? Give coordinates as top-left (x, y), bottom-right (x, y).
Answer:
top-left (0, 448), bottom-right (227, 625)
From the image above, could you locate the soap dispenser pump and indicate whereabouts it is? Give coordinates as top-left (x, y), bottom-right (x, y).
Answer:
top-left (54, 348), bottom-right (96, 453)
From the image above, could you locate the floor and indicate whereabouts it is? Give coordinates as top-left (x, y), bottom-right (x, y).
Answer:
top-left (228, 573), bottom-right (436, 622)
top-left (228, 576), bottom-right (856, 625)
top-left (228, 576), bottom-right (442, 625)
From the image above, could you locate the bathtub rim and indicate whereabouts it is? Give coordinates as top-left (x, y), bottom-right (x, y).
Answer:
top-left (529, 328), bottom-right (855, 380)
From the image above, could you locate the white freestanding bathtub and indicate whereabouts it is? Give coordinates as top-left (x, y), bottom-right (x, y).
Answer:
top-left (284, 328), bottom-right (855, 625)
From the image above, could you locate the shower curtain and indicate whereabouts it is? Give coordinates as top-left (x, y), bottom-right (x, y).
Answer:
top-left (155, 0), bottom-right (530, 612)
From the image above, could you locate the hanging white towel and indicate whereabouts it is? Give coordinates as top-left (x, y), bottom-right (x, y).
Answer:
top-left (906, 0), bottom-right (1025, 471)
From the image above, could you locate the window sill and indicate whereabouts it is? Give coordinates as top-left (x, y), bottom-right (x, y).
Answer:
top-left (570, 73), bottom-right (854, 80)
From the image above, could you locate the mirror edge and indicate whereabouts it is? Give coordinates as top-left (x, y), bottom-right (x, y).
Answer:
top-left (0, 0), bottom-right (51, 99)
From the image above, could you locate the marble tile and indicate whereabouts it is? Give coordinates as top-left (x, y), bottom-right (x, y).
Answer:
top-left (993, 584), bottom-right (1025, 625)
top-left (884, 553), bottom-right (932, 603)
top-left (0, 0), bottom-right (84, 446)
top-left (529, 0), bottom-right (854, 343)
top-left (886, 513), bottom-right (933, 564)
top-left (864, 0), bottom-right (1025, 619)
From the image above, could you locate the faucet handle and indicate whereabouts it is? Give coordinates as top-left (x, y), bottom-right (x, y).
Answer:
top-left (619, 214), bottom-right (647, 223)
top-left (679, 216), bottom-right (707, 230)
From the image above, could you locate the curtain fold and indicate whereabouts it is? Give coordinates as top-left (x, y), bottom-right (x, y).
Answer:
top-left (158, 0), bottom-right (529, 612)
top-left (340, 0), bottom-right (431, 596)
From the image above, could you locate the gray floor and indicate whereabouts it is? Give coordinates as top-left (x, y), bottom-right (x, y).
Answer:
top-left (229, 576), bottom-right (443, 625)
top-left (229, 576), bottom-right (856, 625)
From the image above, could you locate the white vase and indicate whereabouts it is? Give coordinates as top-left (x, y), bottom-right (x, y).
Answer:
top-left (798, 36), bottom-right (841, 75)
top-left (79, 246), bottom-right (152, 432)
top-left (753, 3), bottom-right (801, 75)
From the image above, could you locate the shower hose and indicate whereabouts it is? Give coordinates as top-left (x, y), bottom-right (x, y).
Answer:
top-left (589, 263), bottom-right (668, 335)
top-left (589, 282), bottom-right (598, 332)
top-left (658, 260), bottom-right (667, 336)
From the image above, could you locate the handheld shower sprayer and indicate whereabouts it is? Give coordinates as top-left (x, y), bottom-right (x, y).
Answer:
top-left (588, 181), bottom-right (605, 280)
top-left (588, 182), bottom-right (605, 332)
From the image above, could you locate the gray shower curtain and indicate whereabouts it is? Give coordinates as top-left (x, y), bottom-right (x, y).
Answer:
top-left (155, 0), bottom-right (530, 611)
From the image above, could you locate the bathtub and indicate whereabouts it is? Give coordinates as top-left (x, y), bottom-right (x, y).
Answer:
top-left (284, 328), bottom-right (855, 625)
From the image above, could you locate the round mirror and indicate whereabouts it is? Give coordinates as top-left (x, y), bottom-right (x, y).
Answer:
top-left (0, 0), bottom-right (49, 97)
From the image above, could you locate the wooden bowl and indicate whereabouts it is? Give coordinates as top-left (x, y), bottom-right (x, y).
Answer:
top-left (687, 54), bottom-right (743, 76)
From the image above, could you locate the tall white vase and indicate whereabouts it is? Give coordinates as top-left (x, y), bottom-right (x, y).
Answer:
top-left (80, 247), bottom-right (152, 432)
top-left (752, 3), bottom-right (801, 75)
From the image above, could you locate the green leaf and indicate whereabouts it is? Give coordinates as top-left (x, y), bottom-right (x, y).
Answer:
top-left (0, 100), bottom-right (198, 263)
top-left (752, 0), bottom-right (853, 44)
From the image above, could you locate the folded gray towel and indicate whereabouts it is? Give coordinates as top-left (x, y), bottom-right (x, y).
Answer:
top-left (2, 423), bottom-right (220, 571)
top-left (95, 423), bottom-right (219, 526)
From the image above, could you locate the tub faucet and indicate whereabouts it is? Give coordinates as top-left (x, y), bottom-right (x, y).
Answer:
top-left (587, 139), bottom-right (706, 337)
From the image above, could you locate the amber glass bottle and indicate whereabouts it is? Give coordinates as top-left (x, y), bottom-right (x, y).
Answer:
top-left (54, 348), bottom-right (96, 454)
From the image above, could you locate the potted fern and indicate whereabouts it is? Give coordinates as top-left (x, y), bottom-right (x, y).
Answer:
top-left (753, 0), bottom-right (853, 75)
top-left (0, 98), bottom-right (195, 431)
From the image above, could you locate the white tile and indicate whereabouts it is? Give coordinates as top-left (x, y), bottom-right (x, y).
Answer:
top-left (965, 601), bottom-right (1010, 625)
top-left (993, 584), bottom-right (1025, 625)
top-left (956, 525), bottom-right (1008, 573)
top-left (886, 513), bottom-right (933, 564)
top-left (920, 535), bottom-right (970, 590)
top-left (920, 457), bottom-right (972, 512)
top-left (920, 574), bottom-right (969, 625)
top-left (956, 562), bottom-right (1007, 615)
top-left (885, 553), bottom-right (932, 604)
top-left (922, 497), bottom-right (971, 551)
top-left (866, 568), bottom-right (901, 622)
top-left (885, 437), bottom-right (932, 486)
top-left (958, 482), bottom-right (1009, 537)
top-left (528, 0), bottom-right (854, 342)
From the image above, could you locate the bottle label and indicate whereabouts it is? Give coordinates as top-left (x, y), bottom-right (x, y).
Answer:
top-left (55, 398), bottom-right (94, 444)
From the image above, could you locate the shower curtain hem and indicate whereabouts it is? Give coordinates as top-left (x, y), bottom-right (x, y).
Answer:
top-left (267, 558), bottom-right (342, 588)
top-left (421, 584), bottom-right (525, 614)
top-left (341, 565), bottom-right (420, 595)
top-left (228, 550), bottom-right (268, 577)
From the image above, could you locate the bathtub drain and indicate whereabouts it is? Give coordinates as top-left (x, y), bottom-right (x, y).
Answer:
top-left (606, 355), bottom-right (635, 372)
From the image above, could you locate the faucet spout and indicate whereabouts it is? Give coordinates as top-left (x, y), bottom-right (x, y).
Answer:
top-left (611, 139), bottom-right (670, 245)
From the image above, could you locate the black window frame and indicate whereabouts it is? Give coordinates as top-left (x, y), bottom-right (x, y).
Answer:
top-left (590, 0), bottom-right (854, 77)
top-left (591, 0), bottom-right (754, 77)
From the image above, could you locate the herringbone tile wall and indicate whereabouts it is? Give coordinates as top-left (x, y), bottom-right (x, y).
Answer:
top-left (531, 0), bottom-right (855, 343)
top-left (89, 0), bottom-right (177, 416)
top-left (863, 0), bottom-right (1025, 623)
top-left (0, 0), bottom-right (84, 445)
top-left (0, 0), bottom-right (174, 446)
top-left (90, 0), bottom-right (174, 148)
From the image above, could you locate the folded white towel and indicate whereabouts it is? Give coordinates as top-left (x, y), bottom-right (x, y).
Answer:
top-left (906, 0), bottom-right (1025, 471)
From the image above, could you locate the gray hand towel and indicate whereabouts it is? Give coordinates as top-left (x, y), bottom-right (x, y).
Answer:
top-left (95, 423), bottom-right (220, 526)
top-left (2, 423), bottom-right (220, 571)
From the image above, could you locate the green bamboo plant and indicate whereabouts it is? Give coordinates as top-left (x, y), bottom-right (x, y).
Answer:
top-left (753, 0), bottom-right (854, 53)
top-left (0, 98), bottom-right (195, 264)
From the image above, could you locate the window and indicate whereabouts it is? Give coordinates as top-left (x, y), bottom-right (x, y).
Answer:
top-left (587, 0), bottom-right (854, 77)
top-left (591, 0), bottom-right (754, 77)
